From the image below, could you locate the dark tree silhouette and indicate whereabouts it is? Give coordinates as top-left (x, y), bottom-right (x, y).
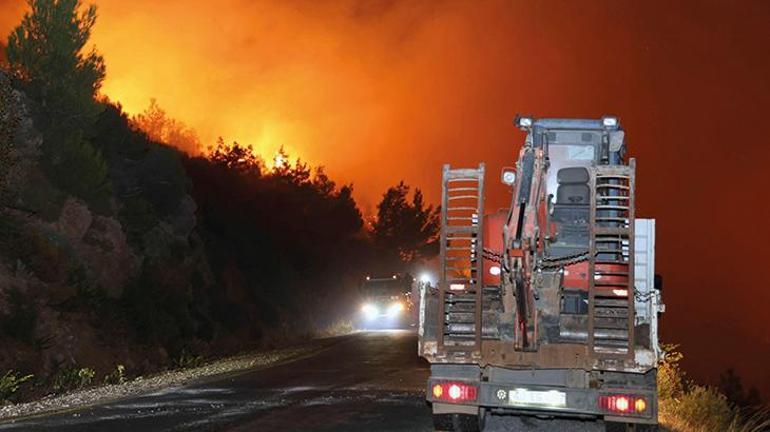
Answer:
top-left (6, 0), bottom-right (112, 212)
top-left (182, 146), bottom-right (366, 333)
top-left (208, 138), bottom-right (264, 176)
top-left (371, 181), bottom-right (439, 267)
top-left (718, 368), bottom-right (763, 409)
top-left (6, 0), bottom-right (105, 129)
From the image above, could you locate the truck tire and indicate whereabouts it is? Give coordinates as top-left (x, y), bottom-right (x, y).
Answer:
top-left (433, 413), bottom-right (482, 432)
top-left (605, 422), bottom-right (658, 432)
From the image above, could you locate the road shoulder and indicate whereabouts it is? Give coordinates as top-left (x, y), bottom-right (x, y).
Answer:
top-left (0, 335), bottom-right (349, 423)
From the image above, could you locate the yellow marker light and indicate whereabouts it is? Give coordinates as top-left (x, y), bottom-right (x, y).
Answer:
top-left (432, 384), bottom-right (443, 398)
top-left (635, 398), bottom-right (647, 412)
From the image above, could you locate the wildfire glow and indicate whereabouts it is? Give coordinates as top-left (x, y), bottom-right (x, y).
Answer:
top-left (0, 0), bottom-right (535, 209)
top-left (272, 152), bottom-right (286, 169)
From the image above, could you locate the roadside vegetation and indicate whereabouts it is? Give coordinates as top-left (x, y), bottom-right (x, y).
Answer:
top-left (0, 371), bottom-right (32, 403)
top-left (658, 345), bottom-right (769, 432)
top-left (0, 0), bottom-right (437, 403)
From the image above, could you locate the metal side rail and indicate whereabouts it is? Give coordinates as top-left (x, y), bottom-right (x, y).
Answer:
top-left (438, 164), bottom-right (485, 356)
top-left (588, 160), bottom-right (636, 360)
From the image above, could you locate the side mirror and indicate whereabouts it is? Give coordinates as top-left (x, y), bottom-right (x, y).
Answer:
top-left (501, 167), bottom-right (516, 186)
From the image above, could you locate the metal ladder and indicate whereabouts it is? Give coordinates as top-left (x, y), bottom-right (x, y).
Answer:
top-left (437, 164), bottom-right (485, 355)
top-left (587, 160), bottom-right (636, 359)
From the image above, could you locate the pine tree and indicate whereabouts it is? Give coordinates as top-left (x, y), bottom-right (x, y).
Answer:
top-left (6, 0), bottom-right (105, 131)
top-left (6, 0), bottom-right (112, 213)
top-left (372, 181), bottom-right (439, 265)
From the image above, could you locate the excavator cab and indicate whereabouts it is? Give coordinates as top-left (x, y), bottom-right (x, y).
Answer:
top-left (550, 166), bottom-right (591, 258)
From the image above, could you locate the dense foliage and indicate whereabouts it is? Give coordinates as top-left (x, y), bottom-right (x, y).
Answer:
top-left (184, 142), bottom-right (367, 336)
top-left (7, 0), bottom-right (111, 214)
top-left (6, 0), bottom-right (105, 128)
top-left (371, 181), bottom-right (439, 270)
top-left (0, 0), bottom-right (437, 400)
top-left (658, 345), bottom-right (769, 432)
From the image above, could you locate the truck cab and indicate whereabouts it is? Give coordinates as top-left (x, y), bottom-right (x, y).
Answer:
top-left (358, 274), bottom-right (414, 329)
top-left (419, 116), bottom-right (664, 431)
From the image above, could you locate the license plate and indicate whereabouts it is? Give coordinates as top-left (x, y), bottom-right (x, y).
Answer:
top-left (509, 388), bottom-right (567, 408)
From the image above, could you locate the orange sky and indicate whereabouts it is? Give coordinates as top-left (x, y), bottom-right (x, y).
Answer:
top-left (5, 0), bottom-right (527, 211)
top-left (3, 0), bottom-right (770, 395)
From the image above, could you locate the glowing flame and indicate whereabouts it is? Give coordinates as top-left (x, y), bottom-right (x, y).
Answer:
top-left (272, 152), bottom-right (286, 169)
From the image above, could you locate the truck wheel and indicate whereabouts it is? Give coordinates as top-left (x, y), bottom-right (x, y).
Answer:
top-left (605, 422), bottom-right (658, 432)
top-left (432, 413), bottom-right (481, 432)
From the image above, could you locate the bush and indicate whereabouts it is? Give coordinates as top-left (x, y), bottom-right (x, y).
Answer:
top-left (53, 366), bottom-right (95, 393)
top-left (45, 134), bottom-right (113, 214)
top-left (658, 344), bottom-right (770, 432)
top-left (658, 344), bottom-right (686, 401)
top-left (661, 384), bottom-right (736, 431)
top-left (103, 364), bottom-right (125, 385)
top-left (0, 370), bottom-right (33, 402)
top-left (728, 410), bottom-right (770, 432)
top-left (172, 348), bottom-right (202, 370)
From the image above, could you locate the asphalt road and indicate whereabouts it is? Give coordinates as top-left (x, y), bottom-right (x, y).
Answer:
top-left (0, 331), bottom-right (608, 432)
top-left (0, 331), bottom-right (434, 432)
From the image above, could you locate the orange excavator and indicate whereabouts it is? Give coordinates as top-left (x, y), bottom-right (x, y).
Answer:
top-left (418, 116), bottom-right (664, 431)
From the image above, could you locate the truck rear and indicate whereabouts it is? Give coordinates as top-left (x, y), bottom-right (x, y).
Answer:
top-left (418, 116), bottom-right (664, 431)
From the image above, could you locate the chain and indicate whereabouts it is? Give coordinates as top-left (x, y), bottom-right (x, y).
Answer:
top-left (482, 248), bottom-right (504, 264)
top-left (487, 243), bottom-right (658, 302)
top-left (483, 248), bottom-right (589, 269)
top-left (538, 250), bottom-right (590, 269)
top-left (634, 290), bottom-right (657, 301)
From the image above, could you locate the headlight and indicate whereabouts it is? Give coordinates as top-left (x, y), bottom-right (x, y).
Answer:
top-left (362, 304), bottom-right (379, 319)
top-left (387, 302), bottom-right (404, 315)
top-left (501, 169), bottom-right (516, 186)
top-left (602, 116), bottom-right (618, 127)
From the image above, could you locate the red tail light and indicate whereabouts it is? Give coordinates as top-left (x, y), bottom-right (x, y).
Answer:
top-left (431, 381), bottom-right (478, 403)
top-left (598, 394), bottom-right (648, 415)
